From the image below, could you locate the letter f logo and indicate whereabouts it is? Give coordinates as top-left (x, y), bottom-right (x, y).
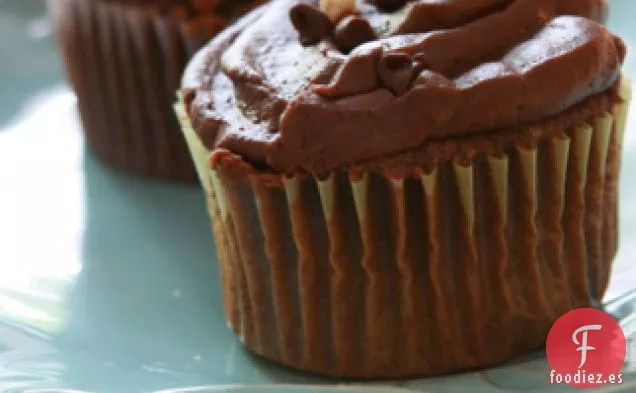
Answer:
top-left (573, 325), bottom-right (603, 368)
top-left (547, 309), bottom-right (626, 388)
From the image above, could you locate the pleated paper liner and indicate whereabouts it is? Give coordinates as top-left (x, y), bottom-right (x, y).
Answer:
top-left (175, 78), bottom-right (632, 378)
top-left (48, 0), bottom-right (260, 182)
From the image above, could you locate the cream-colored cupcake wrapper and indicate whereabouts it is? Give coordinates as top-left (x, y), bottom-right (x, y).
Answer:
top-left (176, 78), bottom-right (632, 378)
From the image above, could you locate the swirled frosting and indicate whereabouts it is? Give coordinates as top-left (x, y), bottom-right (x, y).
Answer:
top-left (183, 0), bottom-right (625, 174)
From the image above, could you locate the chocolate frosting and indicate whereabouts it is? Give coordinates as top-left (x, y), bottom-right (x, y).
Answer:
top-left (183, 0), bottom-right (625, 175)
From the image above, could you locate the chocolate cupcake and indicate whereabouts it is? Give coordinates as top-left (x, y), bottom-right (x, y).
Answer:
top-left (48, 0), bottom-right (265, 182)
top-left (176, 0), bottom-right (630, 378)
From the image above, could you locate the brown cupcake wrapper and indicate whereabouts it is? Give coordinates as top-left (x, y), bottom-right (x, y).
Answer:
top-left (176, 78), bottom-right (631, 378)
top-left (48, 0), bottom-right (239, 182)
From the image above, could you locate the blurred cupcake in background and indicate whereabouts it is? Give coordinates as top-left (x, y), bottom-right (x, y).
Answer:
top-left (48, 0), bottom-right (265, 182)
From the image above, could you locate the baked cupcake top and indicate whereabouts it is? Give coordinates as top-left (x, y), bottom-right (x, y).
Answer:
top-left (102, 0), bottom-right (265, 37)
top-left (183, 0), bottom-right (626, 175)
top-left (102, 0), bottom-right (261, 16)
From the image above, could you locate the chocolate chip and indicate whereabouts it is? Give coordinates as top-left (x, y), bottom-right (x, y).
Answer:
top-left (377, 52), bottom-right (417, 96)
top-left (289, 3), bottom-right (334, 46)
top-left (334, 16), bottom-right (376, 53)
top-left (368, 0), bottom-right (407, 12)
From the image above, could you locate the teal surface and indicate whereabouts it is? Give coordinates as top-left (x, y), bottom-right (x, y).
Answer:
top-left (1, 1), bottom-right (636, 392)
